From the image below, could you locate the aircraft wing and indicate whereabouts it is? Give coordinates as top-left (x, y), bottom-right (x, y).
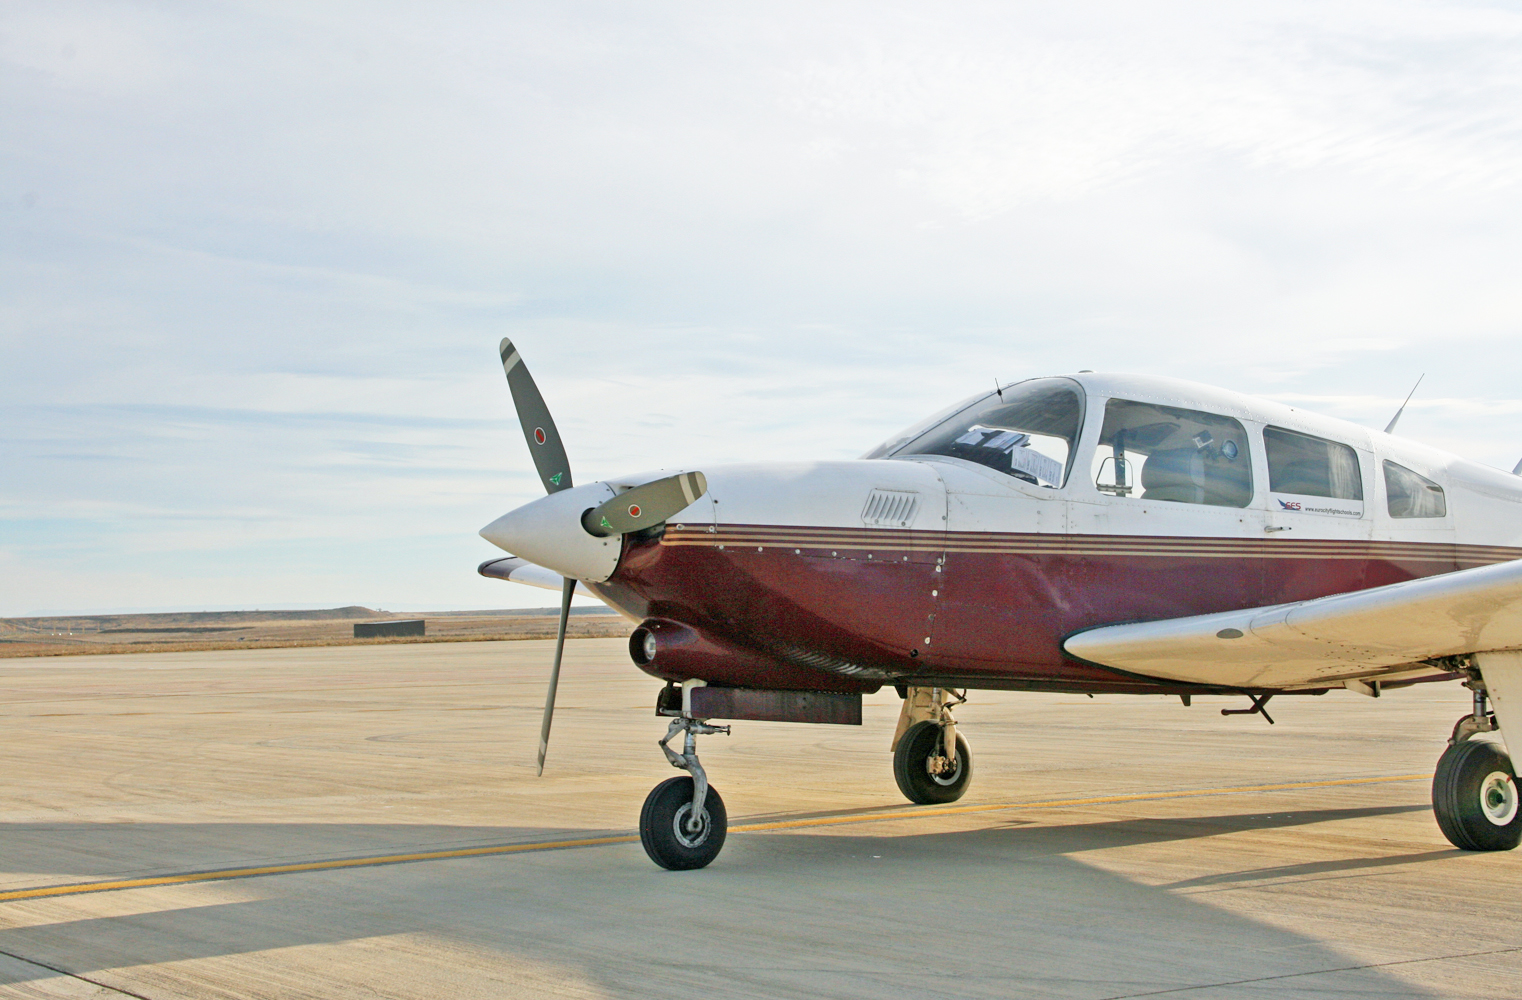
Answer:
top-left (1063, 558), bottom-right (1522, 690)
top-left (478, 556), bottom-right (599, 599)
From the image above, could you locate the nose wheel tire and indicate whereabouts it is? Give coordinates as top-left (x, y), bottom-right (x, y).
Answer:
top-left (893, 720), bottom-right (973, 804)
top-left (639, 776), bottom-right (727, 870)
top-left (1432, 739), bottom-right (1522, 852)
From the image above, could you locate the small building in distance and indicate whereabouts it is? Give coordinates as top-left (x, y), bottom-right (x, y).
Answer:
top-left (354, 619), bottom-right (425, 638)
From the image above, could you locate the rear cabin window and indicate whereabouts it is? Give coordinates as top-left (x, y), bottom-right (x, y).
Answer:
top-left (1264, 427), bottom-right (1363, 500)
top-left (1384, 461), bottom-right (1447, 518)
top-left (1091, 399), bottom-right (1253, 507)
top-left (893, 378), bottom-right (1083, 488)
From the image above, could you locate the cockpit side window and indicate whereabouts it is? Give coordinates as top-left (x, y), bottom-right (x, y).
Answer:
top-left (890, 378), bottom-right (1084, 488)
top-left (1264, 427), bottom-right (1363, 500)
top-left (1384, 460), bottom-right (1447, 518)
top-left (1092, 399), bottom-right (1253, 507)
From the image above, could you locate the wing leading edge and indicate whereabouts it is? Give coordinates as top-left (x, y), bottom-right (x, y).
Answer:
top-left (1063, 558), bottom-right (1522, 690)
top-left (478, 556), bottom-right (599, 600)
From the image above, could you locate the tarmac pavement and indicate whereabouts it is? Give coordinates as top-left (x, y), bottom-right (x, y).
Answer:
top-left (0, 639), bottom-right (1518, 999)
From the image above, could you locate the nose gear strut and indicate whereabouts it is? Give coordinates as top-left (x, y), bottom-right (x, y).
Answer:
top-left (658, 715), bottom-right (730, 834)
top-left (639, 692), bottom-right (732, 870)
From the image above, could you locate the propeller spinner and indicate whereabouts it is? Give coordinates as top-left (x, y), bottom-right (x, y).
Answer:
top-left (490, 339), bottom-right (707, 775)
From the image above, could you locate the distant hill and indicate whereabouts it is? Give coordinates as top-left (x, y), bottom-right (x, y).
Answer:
top-left (2, 606), bottom-right (386, 633)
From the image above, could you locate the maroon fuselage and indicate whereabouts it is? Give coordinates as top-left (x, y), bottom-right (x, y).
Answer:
top-left (589, 523), bottom-right (1522, 696)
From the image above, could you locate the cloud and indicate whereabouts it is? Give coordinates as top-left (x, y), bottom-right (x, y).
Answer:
top-left (4, 1), bottom-right (1522, 613)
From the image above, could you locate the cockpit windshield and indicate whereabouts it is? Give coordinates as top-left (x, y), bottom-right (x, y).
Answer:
top-left (872, 378), bottom-right (1084, 488)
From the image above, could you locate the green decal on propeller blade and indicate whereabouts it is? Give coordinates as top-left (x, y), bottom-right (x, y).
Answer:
top-left (600, 516), bottom-right (613, 530)
top-left (549, 472), bottom-right (563, 486)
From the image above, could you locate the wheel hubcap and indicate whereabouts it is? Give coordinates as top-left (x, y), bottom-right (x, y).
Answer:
top-left (672, 803), bottom-right (711, 848)
top-left (1479, 770), bottom-right (1519, 826)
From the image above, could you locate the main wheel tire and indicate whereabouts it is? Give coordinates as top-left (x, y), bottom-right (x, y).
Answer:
top-left (893, 720), bottom-right (973, 804)
top-left (1432, 739), bottom-right (1522, 851)
top-left (639, 776), bottom-right (727, 870)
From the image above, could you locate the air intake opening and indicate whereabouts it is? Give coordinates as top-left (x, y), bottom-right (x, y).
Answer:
top-left (630, 626), bottom-right (657, 666)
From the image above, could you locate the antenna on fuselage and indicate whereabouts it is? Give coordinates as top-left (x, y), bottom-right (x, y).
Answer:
top-left (1383, 374), bottom-right (1425, 435)
top-left (994, 377), bottom-right (1003, 400)
top-left (1512, 457), bottom-right (1522, 477)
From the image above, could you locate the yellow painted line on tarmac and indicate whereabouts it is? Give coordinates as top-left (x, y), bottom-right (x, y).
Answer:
top-left (0, 773), bottom-right (1428, 903)
top-left (0, 835), bottom-right (641, 903)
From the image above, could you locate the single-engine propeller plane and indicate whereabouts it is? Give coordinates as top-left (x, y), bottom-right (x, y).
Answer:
top-left (479, 339), bottom-right (1522, 870)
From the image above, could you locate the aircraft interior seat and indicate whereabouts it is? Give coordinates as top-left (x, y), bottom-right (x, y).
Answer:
top-left (1140, 447), bottom-right (1252, 507)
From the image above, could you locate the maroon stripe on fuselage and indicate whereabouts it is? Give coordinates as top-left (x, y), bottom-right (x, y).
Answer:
top-left (589, 524), bottom-right (1522, 694)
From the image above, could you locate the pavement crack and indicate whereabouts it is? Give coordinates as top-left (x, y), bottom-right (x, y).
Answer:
top-left (0, 947), bottom-right (157, 999)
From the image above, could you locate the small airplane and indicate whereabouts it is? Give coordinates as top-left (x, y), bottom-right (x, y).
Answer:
top-left (478, 340), bottom-right (1522, 870)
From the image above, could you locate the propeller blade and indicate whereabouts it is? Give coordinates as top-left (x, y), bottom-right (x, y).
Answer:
top-left (536, 575), bottom-right (577, 776)
top-left (499, 338), bottom-right (574, 494)
top-left (581, 471), bottom-right (708, 537)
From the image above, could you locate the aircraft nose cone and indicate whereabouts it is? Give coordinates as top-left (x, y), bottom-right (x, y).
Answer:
top-left (480, 482), bottom-right (621, 582)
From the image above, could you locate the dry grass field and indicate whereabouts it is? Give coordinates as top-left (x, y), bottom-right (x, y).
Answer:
top-left (0, 606), bottom-right (630, 658)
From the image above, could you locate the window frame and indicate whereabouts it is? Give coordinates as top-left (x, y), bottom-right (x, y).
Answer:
top-left (1382, 459), bottom-right (1448, 519)
top-left (1262, 425), bottom-right (1365, 503)
top-left (1088, 397), bottom-right (1256, 509)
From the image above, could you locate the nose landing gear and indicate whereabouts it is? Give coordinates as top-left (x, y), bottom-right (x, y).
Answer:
top-left (1433, 677), bottom-right (1522, 851)
top-left (640, 714), bottom-right (731, 870)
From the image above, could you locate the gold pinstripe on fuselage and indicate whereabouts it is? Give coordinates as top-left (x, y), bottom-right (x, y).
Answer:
top-left (660, 523), bottom-right (1522, 565)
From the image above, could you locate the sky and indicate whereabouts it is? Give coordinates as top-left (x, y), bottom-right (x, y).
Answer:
top-left (4, 1), bottom-right (1522, 616)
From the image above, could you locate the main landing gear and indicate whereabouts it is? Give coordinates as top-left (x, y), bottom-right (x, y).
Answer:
top-left (640, 715), bottom-right (731, 870)
top-left (1433, 677), bottom-right (1521, 851)
top-left (892, 686), bottom-right (973, 804)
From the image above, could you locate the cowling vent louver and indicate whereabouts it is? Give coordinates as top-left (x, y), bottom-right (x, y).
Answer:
top-left (861, 489), bottom-right (920, 528)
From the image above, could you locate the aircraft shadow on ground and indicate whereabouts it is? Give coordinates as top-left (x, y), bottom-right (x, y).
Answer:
top-left (730, 802), bottom-right (1434, 857)
top-left (0, 804), bottom-right (1430, 887)
top-left (0, 806), bottom-right (1459, 998)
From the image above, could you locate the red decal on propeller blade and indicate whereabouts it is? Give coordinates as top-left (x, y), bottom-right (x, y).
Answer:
top-left (628, 504), bottom-right (642, 518)
top-left (533, 428), bottom-right (546, 445)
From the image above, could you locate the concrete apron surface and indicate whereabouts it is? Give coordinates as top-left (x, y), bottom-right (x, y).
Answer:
top-left (0, 639), bottom-right (1517, 999)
